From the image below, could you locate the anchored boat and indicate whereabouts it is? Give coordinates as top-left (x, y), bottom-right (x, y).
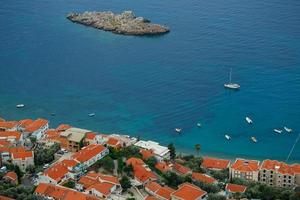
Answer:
top-left (175, 128), bottom-right (182, 133)
top-left (251, 136), bottom-right (257, 143)
top-left (224, 68), bottom-right (240, 90)
top-left (274, 129), bottom-right (283, 134)
top-left (16, 104), bottom-right (25, 108)
top-left (284, 127), bottom-right (292, 133)
top-left (246, 117), bottom-right (253, 124)
top-left (225, 134), bottom-right (231, 140)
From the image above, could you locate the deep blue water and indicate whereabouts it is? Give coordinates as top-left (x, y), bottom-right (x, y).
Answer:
top-left (1, 0), bottom-right (300, 162)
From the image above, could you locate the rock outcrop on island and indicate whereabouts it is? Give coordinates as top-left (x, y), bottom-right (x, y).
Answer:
top-left (67, 11), bottom-right (170, 36)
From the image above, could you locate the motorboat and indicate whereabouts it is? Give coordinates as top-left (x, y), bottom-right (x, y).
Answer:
top-left (225, 134), bottom-right (231, 140)
top-left (274, 129), bottom-right (283, 134)
top-left (245, 117), bottom-right (253, 124)
top-left (88, 113), bottom-right (95, 117)
top-left (251, 136), bottom-right (257, 143)
top-left (175, 128), bottom-right (182, 133)
top-left (197, 123), bottom-right (202, 127)
top-left (16, 104), bottom-right (25, 108)
top-left (224, 68), bottom-right (240, 90)
top-left (284, 127), bottom-right (292, 133)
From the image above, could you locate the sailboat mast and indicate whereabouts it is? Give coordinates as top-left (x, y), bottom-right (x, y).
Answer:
top-left (229, 68), bottom-right (232, 83)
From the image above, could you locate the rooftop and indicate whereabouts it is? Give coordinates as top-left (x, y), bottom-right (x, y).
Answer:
top-left (192, 172), bottom-right (217, 184)
top-left (231, 158), bottom-right (260, 172)
top-left (202, 157), bottom-right (230, 170)
top-left (11, 151), bottom-right (33, 160)
top-left (4, 171), bottom-right (18, 181)
top-left (61, 127), bottom-right (89, 142)
top-left (72, 144), bottom-right (106, 163)
top-left (173, 163), bottom-right (191, 175)
top-left (135, 140), bottom-right (170, 157)
top-left (171, 183), bottom-right (207, 200)
top-left (0, 121), bottom-right (18, 129)
top-left (226, 183), bottom-right (247, 193)
top-left (25, 118), bottom-right (48, 132)
top-left (261, 160), bottom-right (296, 176)
top-left (155, 161), bottom-right (170, 173)
top-left (0, 131), bottom-right (21, 140)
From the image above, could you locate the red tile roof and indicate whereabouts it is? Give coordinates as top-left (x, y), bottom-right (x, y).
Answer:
top-left (192, 172), bottom-right (217, 184)
top-left (140, 149), bottom-right (155, 160)
top-left (86, 132), bottom-right (96, 140)
top-left (56, 124), bottom-right (71, 132)
top-left (225, 183), bottom-right (247, 193)
top-left (4, 171), bottom-right (18, 181)
top-left (145, 181), bottom-right (161, 193)
top-left (291, 164), bottom-right (300, 174)
top-left (11, 151), bottom-right (33, 160)
top-left (0, 121), bottom-right (18, 129)
top-left (44, 162), bottom-right (69, 182)
top-left (126, 157), bottom-right (145, 167)
top-left (35, 183), bottom-right (101, 200)
top-left (156, 186), bottom-right (175, 200)
top-left (144, 196), bottom-right (159, 200)
top-left (0, 140), bottom-right (12, 147)
top-left (173, 163), bottom-right (191, 175)
top-left (25, 118), bottom-right (48, 132)
top-left (72, 144), bottom-right (106, 163)
top-left (261, 160), bottom-right (295, 176)
top-left (202, 157), bottom-right (230, 170)
top-left (155, 162), bottom-right (170, 173)
top-left (0, 195), bottom-right (14, 200)
top-left (171, 183), bottom-right (207, 200)
top-left (106, 137), bottom-right (121, 148)
top-left (134, 164), bottom-right (157, 183)
top-left (45, 129), bottom-right (60, 139)
top-left (18, 119), bottom-right (33, 128)
top-left (0, 131), bottom-right (21, 140)
top-left (87, 182), bottom-right (114, 196)
top-left (231, 159), bottom-right (260, 172)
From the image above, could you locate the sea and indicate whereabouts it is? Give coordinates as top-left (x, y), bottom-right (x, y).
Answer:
top-left (1, 0), bottom-right (300, 162)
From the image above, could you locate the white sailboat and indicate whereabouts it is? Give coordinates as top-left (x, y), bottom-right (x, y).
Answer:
top-left (225, 134), bottom-right (231, 140)
top-left (88, 113), bottom-right (95, 117)
top-left (16, 104), bottom-right (25, 108)
top-left (251, 136), bottom-right (257, 143)
top-left (245, 117), bottom-right (253, 124)
top-left (284, 127), bottom-right (292, 133)
top-left (274, 129), bottom-right (283, 134)
top-left (175, 128), bottom-right (182, 133)
top-left (197, 123), bottom-right (202, 127)
top-left (224, 68), bottom-right (240, 90)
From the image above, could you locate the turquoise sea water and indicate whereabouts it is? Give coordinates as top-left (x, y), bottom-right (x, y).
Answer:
top-left (1, 0), bottom-right (300, 162)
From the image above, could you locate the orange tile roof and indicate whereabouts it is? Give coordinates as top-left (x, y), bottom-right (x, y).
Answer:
top-left (72, 144), bottom-right (106, 163)
top-left (156, 186), bottom-right (175, 200)
top-left (98, 174), bottom-right (119, 185)
top-left (155, 162), bottom-right (170, 173)
top-left (231, 159), bottom-right (260, 172)
top-left (0, 195), bottom-right (14, 200)
top-left (4, 171), bottom-right (18, 181)
top-left (134, 165), bottom-right (157, 183)
top-left (45, 129), bottom-right (60, 139)
top-left (61, 159), bottom-right (78, 168)
top-left (86, 132), bottom-right (96, 140)
top-left (35, 183), bottom-right (100, 200)
top-left (192, 172), bottom-right (217, 184)
top-left (140, 149), bottom-right (155, 160)
top-left (18, 119), bottom-right (33, 128)
top-left (0, 121), bottom-right (18, 129)
top-left (44, 162), bottom-right (69, 182)
top-left (25, 118), bottom-right (48, 132)
top-left (291, 164), bottom-right (300, 174)
top-left (173, 163), bottom-right (191, 175)
top-left (126, 157), bottom-right (145, 167)
top-left (56, 124), bottom-right (71, 132)
top-left (171, 183), bottom-right (207, 200)
top-left (87, 182), bottom-right (114, 196)
top-left (0, 140), bottom-right (12, 147)
top-left (0, 131), bottom-right (21, 140)
top-left (106, 137), bottom-right (121, 148)
top-left (0, 146), bottom-right (26, 154)
top-left (145, 181), bottom-right (162, 193)
top-left (225, 183), bottom-right (247, 193)
top-left (11, 151), bottom-right (33, 160)
top-left (50, 136), bottom-right (68, 148)
top-left (202, 157), bottom-right (230, 170)
top-left (145, 196), bottom-right (159, 200)
top-left (261, 160), bottom-right (295, 175)
top-left (79, 176), bottom-right (97, 188)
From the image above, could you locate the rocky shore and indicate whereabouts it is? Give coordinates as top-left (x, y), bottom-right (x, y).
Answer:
top-left (67, 11), bottom-right (170, 36)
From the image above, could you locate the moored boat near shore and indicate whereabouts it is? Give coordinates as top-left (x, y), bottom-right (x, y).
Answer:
top-left (274, 129), bottom-right (283, 134)
top-left (16, 104), bottom-right (25, 108)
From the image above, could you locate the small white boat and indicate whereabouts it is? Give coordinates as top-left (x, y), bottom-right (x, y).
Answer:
top-left (197, 123), bottom-right (202, 127)
top-left (88, 113), bottom-right (95, 117)
top-left (224, 68), bottom-right (240, 90)
top-left (274, 129), bottom-right (283, 134)
top-left (16, 104), bottom-right (25, 108)
top-left (251, 136), bottom-right (257, 143)
top-left (225, 134), bottom-right (231, 140)
top-left (175, 128), bottom-right (182, 133)
top-left (284, 127), bottom-right (292, 133)
top-left (245, 117), bottom-right (253, 124)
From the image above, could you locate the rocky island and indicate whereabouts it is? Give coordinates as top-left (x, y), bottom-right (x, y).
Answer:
top-left (67, 11), bottom-right (170, 36)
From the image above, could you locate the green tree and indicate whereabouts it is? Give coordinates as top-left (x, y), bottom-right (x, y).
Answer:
top-left (63, 180), bottom-right (75, 189)
top-left (195, 144), bottom-right (201, 156)
top-left (26, 165), bottom-right (36, 175)
top-left (120, 176), bottom-right (131, 191)
top-left (100, 156), bottom-right (114, 173)
top-left (123, 164), bottom-right (134, 177)
top-left (208, 193), bottom-right (226, 200)
top-left (146, 157), bottom-right (157, 168)
top-left (168, 143), bottom-right (176, 160)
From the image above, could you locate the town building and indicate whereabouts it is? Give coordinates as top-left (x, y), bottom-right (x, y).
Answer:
top-left (225, 183), bottom-right (247, 196)
top-left (171, 183), bottom-right (207, 200)
top-left (145, 181), bottom-right (175, 200)
top-left (3, 171), bottom-right (18, 185)
top-left (202, 157), bottom-right (230, 171)
top-left (77, 172), bottom-right (122, 199)
top-left (173, 163), bottom-right (192, 175)
top-left (191, 172), bottom-right (217, 184)
top-left (35, 183), bottom-right (101, 200)
top-left (0, 131), bottom-right (23, 146)
top-left (24, 118), bottom-right (49, 139)
top-left (134, 140), bottom-right (170, 161)
top-left (0, 121), bottom-right (18, 131)
top-left (60, 127), bottom-right (90, 152)
top-left (155, 161), bottom-right (171, 173)
top-left (11, 150), bottom-right (34, 171)
top-left (259, 160), bottom-right (299, 188)
top-left (230, 158), bottom-right (260, 181)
